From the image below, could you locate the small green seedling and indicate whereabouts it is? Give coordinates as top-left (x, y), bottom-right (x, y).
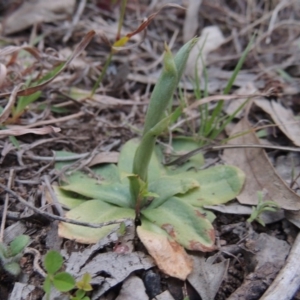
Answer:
top-left (247, 191), bottom-right (279, 226)
top-left (43, 250), bottom-right (76, 300)
top-left (0, 235), bottom-right (30, 276)
top-left (71, 273), bottom-right (92, 300)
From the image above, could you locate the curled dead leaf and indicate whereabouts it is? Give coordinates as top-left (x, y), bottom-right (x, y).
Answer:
top-left (137, 226), bottom-right (193, 280)
top-left (255, 99), bottom-right (300, 147)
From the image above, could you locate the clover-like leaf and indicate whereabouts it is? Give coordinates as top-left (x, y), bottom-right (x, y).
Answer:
top-left (53, 272), bottom-right (76, 292)
top-left (4, 262), bottom-right (21, 276)
top-left (43, 276), bottom-right (52, 295)
top-left (9, 235), bottom-right (30, 257)
top-left (44, 250), bottom-right (63, 274)
top-left (58, 200), bottom-right (135, 244)
top-left (142, 197), bottom-right (216, 252)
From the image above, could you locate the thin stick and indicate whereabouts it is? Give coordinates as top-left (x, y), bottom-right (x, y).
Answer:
top-left (165, 144), bottom-right (300, 166)
top-left (0, 169), bottom-right (14, 242)
top-left (0, 182), bottom-right (130, 229)
top-left (42, 175), bottom-right (64, 217)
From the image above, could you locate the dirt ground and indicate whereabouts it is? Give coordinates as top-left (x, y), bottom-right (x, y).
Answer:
top-left (1, 0), bottom-right (300, 299)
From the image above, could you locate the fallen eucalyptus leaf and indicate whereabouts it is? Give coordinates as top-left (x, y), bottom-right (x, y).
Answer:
top-left (0, 126), bottom-right (60, 136)
top-left (223, 118), bottom-right (300, 210)
top-left (255, 99), bottom-right (300, 147)
top-left (87, 152), bottom-right (119, 167)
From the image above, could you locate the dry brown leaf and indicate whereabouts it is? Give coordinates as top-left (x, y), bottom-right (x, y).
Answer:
top-left (0, 126), bottom-right (60, 137)
top-left (185, 26), bottom-right (225, 79)
top-left (3, 0), bottom-right (75, 35)
top-left (183, 0), bottom-right (202, 43)
top-left (223, 118), bottom-right (300, 210)
top-left (0, 45), bottom-right (41, 60)
top-left (255, 99), bottom-right (300, 147)
top-left (137, 226), bottom-right (193, 280)
top-left (88, 152), bottom-right (119, 167)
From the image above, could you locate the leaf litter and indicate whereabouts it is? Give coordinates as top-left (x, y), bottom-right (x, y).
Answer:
top-left (1, 0), bottom-right (300, 299)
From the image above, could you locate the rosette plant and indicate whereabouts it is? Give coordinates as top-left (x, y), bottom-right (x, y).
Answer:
top-left (56, 39), bottom-right (245, 279)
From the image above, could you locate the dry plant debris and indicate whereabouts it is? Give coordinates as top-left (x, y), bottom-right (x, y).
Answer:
top-left (1, 0), bottom-right (300, 299)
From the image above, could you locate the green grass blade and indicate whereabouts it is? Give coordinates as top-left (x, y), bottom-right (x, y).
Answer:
top-left (91, 51), bottom-right (113, 96)
top-left (203, 35), bottom-right (255, 139)
top-left (223, 35), bottom-right (255, 95)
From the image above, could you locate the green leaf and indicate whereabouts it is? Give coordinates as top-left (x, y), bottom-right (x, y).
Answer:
top-left (14, 91), bottom-right (42, 117)
top-left (59, 200), bottom-right (135, 244)
top-left (43, 275), bottom-right (52, 295)
top-left (175, 165), bottom-right (245, 206)
top-left (118, 139), bottom-right (166, 183)
top-left (148, 176), bottom-right (199, 208)
top-left (55, 152), bottom-right (120, 184)
top-left (53, 186), bottom-right (87, 209)
top-left (75, 289), bottom-right (86, 298)
top-left (53, 272), bottom-right (76, 292)
top-left (142, 197), bottom-right (216, 251)
top-left (4, 262), bottom-right (21, 275)
top-left (165, 137), bottom-right (205, 173)
top-left (142, 46), bottom-right (178, 135)
top-left (0, 242), bottom-right (8, 259)
top-left (61, 181), bottom-right (132, 208)
top-left (9, 235), bottom-right (30, 257)
top-left (44, 250), bottom-right (63, 274)
top-left (132, 108), bottom-right (182, 193)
